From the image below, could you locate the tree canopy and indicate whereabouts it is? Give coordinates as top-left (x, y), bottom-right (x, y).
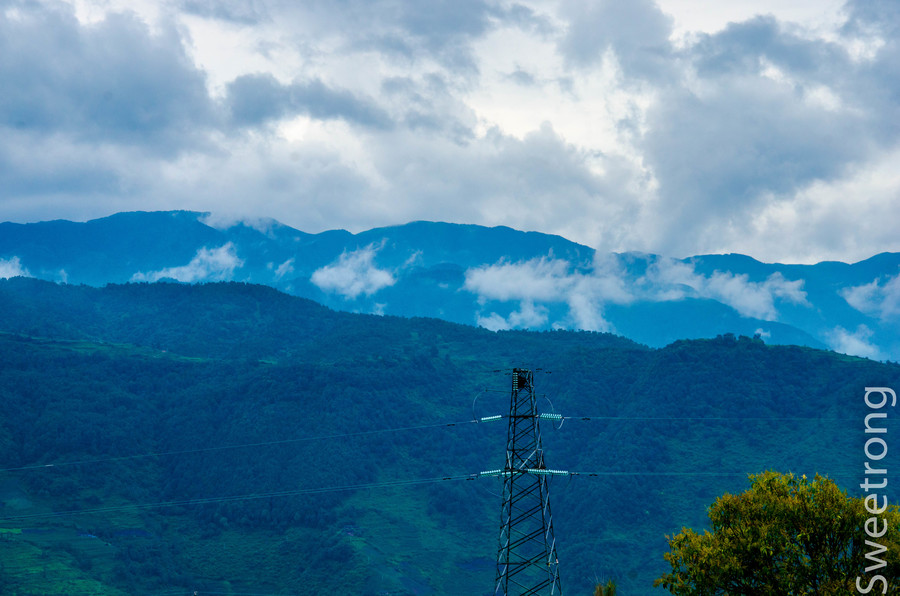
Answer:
top-left (656, 471), bottom-right (900, 594)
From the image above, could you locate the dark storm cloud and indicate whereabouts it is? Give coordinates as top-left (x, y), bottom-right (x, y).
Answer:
top-left (0, 2), bottom-right (216, 153)
top-left (226, 73), bottom-right (394, 129)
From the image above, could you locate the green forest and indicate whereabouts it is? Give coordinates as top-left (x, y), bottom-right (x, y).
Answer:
top-left (0, 278), bottom-right (897, 595)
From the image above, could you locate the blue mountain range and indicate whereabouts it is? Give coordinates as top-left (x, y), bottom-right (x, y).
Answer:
top-left (2, 210), bottom-right (899, 360)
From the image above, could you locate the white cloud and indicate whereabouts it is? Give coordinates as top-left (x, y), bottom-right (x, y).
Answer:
top-left (827, 325), bottom-right (883, 360)
top-left (841, 272), bottom-right (900, 320)
top-left (0, 256), bottom-right (30, 279)
top-left (463, 254), bottom-right (626, 331)
top-left (463, 254), bottom-right (629, 331)
top-left (509, 300), bottom-right (549, 328)
top-left (464, 257), bottom-right (576, 303)
top-left (199, 212), bottom-right (282, 235)
top-left (476, 300), bottom-right (550, 332)
top-left (464, 253), bottom-right (809, 331)
top-left (311, 244), bottom-right (395, 299)
top-left (565, 290), bottom-right (611, 332)
top-left (645, 259), bottom-right (808, 320)
top-left (463, 254), bottom-right (633, 305)
top-left (131, 243), bottom-right (243, 282)
top-left (272, 258), bottom-right (295, 280)
top-left (476, 312), bottom-right (511, 332)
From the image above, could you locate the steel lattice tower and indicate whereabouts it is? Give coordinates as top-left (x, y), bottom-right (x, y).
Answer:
top-left (494, 368), bottom-right (563, 596)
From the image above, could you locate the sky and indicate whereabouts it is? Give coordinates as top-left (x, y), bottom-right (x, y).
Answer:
top-left (1, 0), bottom-right (899, 264)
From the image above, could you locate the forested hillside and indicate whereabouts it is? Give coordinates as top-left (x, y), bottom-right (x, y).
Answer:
top-left (0, 279), bottom-right (896, 595)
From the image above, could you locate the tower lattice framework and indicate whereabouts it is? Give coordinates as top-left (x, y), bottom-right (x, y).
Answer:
top-left (494, 368), bottom-right (563, 596)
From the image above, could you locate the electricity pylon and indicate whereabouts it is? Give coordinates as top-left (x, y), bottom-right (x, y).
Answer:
top-left (492, 368), bottom-right (563, 595)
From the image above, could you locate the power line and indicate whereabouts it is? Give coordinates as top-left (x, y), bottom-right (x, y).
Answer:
top-left (149, 591), bottom-right (299, 596)
top-left (479, 468), bottom-right (861, 479)
top-left (568, 471), bottom-right (856, 477)
top-left (478, 414), bottom-right (860, 423)
top-left (565, 415), bottom-right (860, 422)
top-left (2, 465), bottom-right (836, 524)
top-left (2, 414), bottom-right (856, 476)
top-left (0, 419), bottom-right (479, 474)
top-left (0, 404), bottom-right (868, 524)
top-left (0, 474), bottom-right (478, 522)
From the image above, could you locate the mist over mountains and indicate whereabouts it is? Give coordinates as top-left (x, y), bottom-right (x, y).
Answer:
top-left (2, 210), bottom-right (899, 360)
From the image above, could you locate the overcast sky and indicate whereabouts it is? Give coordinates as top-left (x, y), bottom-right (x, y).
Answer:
top-left (1, 0), bottom-right (898, 263)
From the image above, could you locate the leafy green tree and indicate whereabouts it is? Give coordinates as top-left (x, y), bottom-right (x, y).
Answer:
top-left (593, 578), bottom-right (617, 595)
top-left (655, 471), bottom-right (900, 594)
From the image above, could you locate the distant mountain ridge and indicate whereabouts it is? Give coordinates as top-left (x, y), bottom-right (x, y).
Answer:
top-left (1, 210), bottom-right (899, 359)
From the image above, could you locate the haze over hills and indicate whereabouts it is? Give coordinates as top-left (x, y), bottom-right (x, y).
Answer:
top-left (1, 210), bottom-right (899, 360)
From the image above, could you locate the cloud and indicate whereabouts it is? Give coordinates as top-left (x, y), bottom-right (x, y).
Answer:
top-left (365, 123), bottom-right (645, 251)
top-left (841, 272), bottom-right (900, 320)
top-left (131, 244), bottom-right (243, 282)
top-left (381, 73), bottom-right (479, 141)
top-left (464, 257), bottom-right (576, 302)
top-left (843, 0), bottom-right (900, 38)
top-left (178, 0), bottom-right (268, 24)
top-left (198, 212), bottom-right (283, 235)
top-left (640, 82), bottom-right (865, 256)
top-left (226, 74), bottom-right (393, 129)
top-left (0, 256), bottom-right (30, 279)
top-left (558, 0), bottom-right (674, 80)
top-left (477, 300), bottom-right (549, 331)
top-left (463, 254), bottom-right (633, 305)
top-left (272, 258), bottom-right (295, 281)
top-left (476, 312), bottom-right (511, 332)
top-left (266, 0), bottom-right (504, 74)
top-left (464, 253), bottom-right (809, 331)
top-left (0, 2), bottom-right (215, 152)
top-left (311, 244), bottom-right (396, 299)
top-left (646, 259), bottom-right (808, 320)
top-left (690, 16), bottom-right (841, 77)
top-left (0, 1), bottom-right (220, 221)
top-left (463, 254), bottom-right (632, 331)
top-left (630, 9), bottom-right (900, 259)
top-left (754, 328), bottom-right (771, 339)
top-left (827, 325), bottom-right (883, 360)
